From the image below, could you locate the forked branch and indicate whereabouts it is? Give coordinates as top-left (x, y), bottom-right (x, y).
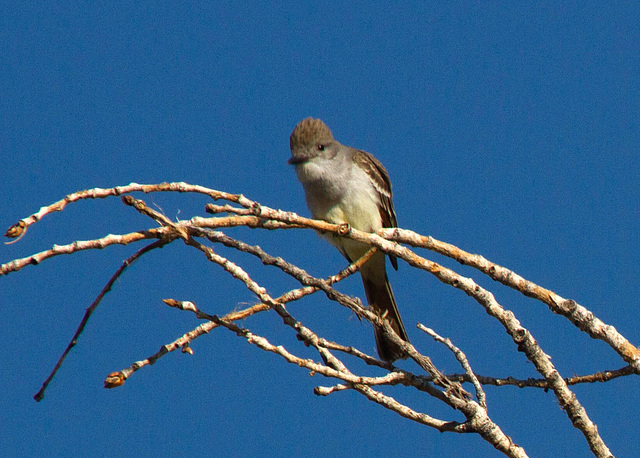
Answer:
top-left (4, 182), bottom-right (630, 458)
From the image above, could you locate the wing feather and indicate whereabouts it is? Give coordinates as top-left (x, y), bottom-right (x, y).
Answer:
top-left (353, 149), bottom-right (399, 270)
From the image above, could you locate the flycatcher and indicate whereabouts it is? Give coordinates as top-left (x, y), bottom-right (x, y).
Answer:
top-left (288, 117), bottom-right (409, 362)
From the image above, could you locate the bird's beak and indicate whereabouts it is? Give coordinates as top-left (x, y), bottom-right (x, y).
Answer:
top-left (288, 148), bottom-right (317, 165)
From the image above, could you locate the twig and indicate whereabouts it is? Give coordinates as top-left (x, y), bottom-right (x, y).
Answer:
top-left (105, 251), bottom-right (368, 385)
top-left (161, 254), bottom-right (526, 457)
top-left (443, 366), bottom-right (633, 388)
top-left (232, 203), bottom-right (611, 456)
top-left (3, 182), bottom-right (253, 241)
top-left (212, 198), bottom-right (639, 376)
top-left (384, 227), bottom-right (640, 375)
top-left (34, 239), bottom-right (169, 401)
top-left (1, 230), bottom-right (164, 276)
top-left (418, 323), bottom-right (487, 409)
top-left (209, 313), bottom-right (464, 433)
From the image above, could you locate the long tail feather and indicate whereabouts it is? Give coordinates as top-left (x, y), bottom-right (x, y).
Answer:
top-left (362, 273), bottom-right (409, 362)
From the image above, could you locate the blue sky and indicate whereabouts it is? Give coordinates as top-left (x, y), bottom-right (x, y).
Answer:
top-left (2, 3), bottom-right (638, 457)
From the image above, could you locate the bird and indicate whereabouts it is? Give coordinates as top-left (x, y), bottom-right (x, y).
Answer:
top-left (288, 117), bottom-right (409, 362)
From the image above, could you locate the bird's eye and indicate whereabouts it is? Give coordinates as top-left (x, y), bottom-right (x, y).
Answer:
top-left (317, 144), bottom-right (325, 151)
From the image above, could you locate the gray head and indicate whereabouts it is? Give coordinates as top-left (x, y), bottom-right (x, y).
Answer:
top-left (288, 118), bottom-right (340, 165)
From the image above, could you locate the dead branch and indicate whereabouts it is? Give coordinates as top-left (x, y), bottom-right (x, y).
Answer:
top-left (4, 182), bottom-right (632, 457)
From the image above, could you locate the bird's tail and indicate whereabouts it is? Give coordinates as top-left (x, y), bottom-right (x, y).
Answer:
top-left (362, 273), bottom-right (409, 362)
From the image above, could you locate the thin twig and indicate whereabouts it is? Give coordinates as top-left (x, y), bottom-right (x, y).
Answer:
top-left (418, 323), bottom-right (487, 409)
top-left (34, 239), bottom-right (169, 401)
top-left (209, 313), bottom-right (463, 433)
top-left (384, 227), bottom-right (640, 375)
top-left (1, 230), bottom-right (164, 276)
top-left (443, 366), bottom-right (634, 388)
top-left (106, 250), bottom-right (369, 385)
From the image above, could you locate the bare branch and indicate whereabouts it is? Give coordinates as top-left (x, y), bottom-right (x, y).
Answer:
top-left (34, 239), bottom-right (169, 400)
top-left (384, 228), bottom-right (640, 375)
top-left (212, 197), bottom-right (639, 376)
top-left (3, 182), bottom-right (252, 241)
top-left (225, 202), bottom-right (611, 456)
top-left (418, 323), bottom-right (487, 409)
top-left (162, 265), bottom-right (526, 456)
top-left (443, 366), bottom-right (634, 388)
top-left (106, 249), bottom-right (370, 385)
top-left (4, 183), bottom-right (628, 456)
top-left (1, 230), bottom-right (164, 276)
top-left (208, 313), bottom-right (462, 433)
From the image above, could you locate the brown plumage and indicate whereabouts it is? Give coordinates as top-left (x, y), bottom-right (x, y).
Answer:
top-left (289, 117), bottom-right (334, 151)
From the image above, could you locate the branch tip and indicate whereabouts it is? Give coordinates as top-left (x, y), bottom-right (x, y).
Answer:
top-left (4, 220), bottom-right (27, 243)
top-left (104, 371), bottom-right (126, 389)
